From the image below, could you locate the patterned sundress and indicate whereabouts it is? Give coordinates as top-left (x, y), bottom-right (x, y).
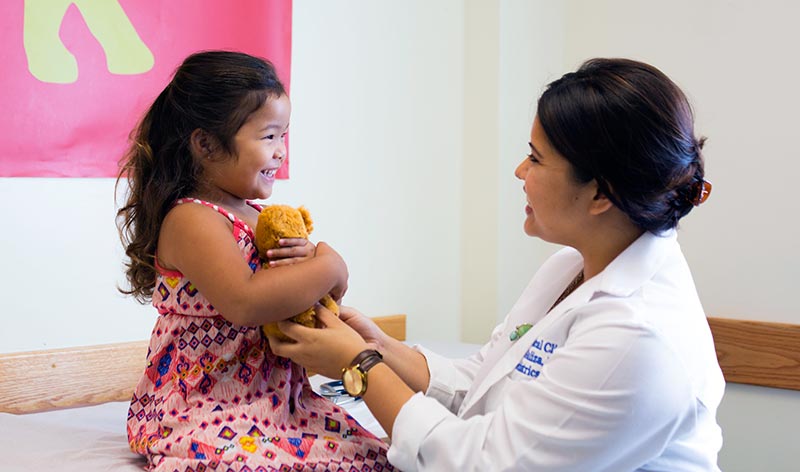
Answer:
top-left (127, 198), bottom-right (391, 471)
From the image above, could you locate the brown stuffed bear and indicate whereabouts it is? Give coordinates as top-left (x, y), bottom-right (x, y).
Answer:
top-left (254, 204), bottom-right (339, 341)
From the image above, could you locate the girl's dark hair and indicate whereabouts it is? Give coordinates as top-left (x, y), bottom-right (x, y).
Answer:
top-left (537, 58), bottom-right (706, 233)
top-left (116, 50), bottom-right (286, 302)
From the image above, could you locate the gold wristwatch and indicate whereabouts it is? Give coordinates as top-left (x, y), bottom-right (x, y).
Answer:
top-left (341, 349), bottom-right (383, 397)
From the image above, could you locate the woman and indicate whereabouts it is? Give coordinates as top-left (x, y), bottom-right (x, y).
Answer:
top-left (268, 58), bottom-right (724, 471)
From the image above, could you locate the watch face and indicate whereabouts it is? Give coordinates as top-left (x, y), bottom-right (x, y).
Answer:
top-left (343, 368), bottom-right (364, 396)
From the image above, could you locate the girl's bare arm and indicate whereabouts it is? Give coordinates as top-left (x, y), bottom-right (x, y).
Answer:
top-left (157, 203), bottom-right (347, 326)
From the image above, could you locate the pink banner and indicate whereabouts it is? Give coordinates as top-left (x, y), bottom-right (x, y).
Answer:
top-left (0, 0), bottom-right (292, 178)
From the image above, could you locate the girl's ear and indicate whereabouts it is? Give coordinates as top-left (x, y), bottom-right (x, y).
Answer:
top-left (189, 128), bottom-right (217, 159)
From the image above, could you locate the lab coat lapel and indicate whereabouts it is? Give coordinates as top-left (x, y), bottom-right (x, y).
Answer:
top-left (465, 284), bottom-right (554, 388)
top-left (458, 231), bottom-right (677, 416)
top-left (459, 258), bottom-right (586, 414)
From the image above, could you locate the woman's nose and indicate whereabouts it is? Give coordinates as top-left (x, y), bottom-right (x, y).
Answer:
top-left (514, 159), bottom-right (527, 180)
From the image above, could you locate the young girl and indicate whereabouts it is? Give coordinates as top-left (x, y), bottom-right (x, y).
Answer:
top-left (117, 51), bottom-right (389, 471)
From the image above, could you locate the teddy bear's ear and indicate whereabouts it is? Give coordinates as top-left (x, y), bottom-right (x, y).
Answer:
top-left (298, 206), bottom-right (314, 234)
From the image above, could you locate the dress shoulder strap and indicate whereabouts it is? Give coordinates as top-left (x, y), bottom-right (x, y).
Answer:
top-left (174, 198), bottom-right (256, 236)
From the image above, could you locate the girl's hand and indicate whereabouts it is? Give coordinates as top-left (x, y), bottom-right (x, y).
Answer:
top-left (339, 306), bottom-right (389, 351)
top-left (267, 305), bottom-right (368, 379)
top-left (266, 238), bottom-right (316, 267)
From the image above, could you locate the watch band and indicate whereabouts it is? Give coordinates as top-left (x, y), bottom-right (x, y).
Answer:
top-left (349, 349), bottom-right (383, 370)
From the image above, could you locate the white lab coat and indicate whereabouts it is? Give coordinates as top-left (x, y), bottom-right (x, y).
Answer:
top-left (388, 231), bottom-right (725, 471)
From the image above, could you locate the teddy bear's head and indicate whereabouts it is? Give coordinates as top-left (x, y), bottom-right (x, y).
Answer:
top-left (255, 205), bottom-right (314, 262)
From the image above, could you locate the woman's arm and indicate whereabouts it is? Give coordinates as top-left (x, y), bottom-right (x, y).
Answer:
top-left (267, 308), bottom-right (419, 437)
top-left (386, 318), bottom-right (696, 471)
top-left (338, 306), bottom-right (431, 393)
top-left (157, 202), bottom-right (347, 326)
top-left (274, 306), bottom-right (696, 471)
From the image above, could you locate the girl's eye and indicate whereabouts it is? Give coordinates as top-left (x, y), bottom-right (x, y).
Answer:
top-left (527, 153), bottom-right (540, 163)
top-left (263, 134), bottom-right (275, 140)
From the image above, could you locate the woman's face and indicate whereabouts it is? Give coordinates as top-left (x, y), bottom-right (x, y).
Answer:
top-left (514, 117), bottom-right (595, 244)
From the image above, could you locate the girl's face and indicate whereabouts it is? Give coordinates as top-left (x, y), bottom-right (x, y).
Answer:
top-left (203, 93), bottom-right (291, 202)
top-left (514, 117), bottom-right (595, 245)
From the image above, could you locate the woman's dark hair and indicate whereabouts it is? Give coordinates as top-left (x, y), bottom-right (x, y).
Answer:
top-left (116, 50), bottom-right (286, 302)
top-left (537, 58), bottom-right (707, 233)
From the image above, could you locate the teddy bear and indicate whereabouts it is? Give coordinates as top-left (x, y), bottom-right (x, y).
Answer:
top-left (254, 204), bottom-right (339, 341)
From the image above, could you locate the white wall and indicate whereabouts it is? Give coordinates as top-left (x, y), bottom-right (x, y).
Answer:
top-left (1, 0), bottom-right (797, 469)
top-left (461, 0), bottom-right (568, 343)
top-left (279, 0), bottom-right (465, 344)
top-left (496, 0), bottom-right (567, 326)
top-left (0, 178), bottom-right (157, 351)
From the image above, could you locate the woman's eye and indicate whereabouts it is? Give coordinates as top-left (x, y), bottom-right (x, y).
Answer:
top-left (527, 153), bottom-right (540, 163)
top-left (263, 134), bottom-right (275, 140)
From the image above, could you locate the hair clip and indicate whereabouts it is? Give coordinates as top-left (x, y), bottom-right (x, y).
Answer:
top-left (690, 179), bottom-right (712, 206)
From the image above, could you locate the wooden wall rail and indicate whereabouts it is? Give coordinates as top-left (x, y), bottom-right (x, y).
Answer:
top-left (0, 314), bottom-right (405, 414)
top-left (0, 340), bottom-right (148, 415)
top-left (707, 317), bottom-right (800, 391)
top-left (3, 315), bottom-right (797, 414)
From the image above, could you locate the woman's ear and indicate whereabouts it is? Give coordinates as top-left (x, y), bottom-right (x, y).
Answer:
top-left (588, 182), bottom-right (615, 216)
top-left (189, 128), bottom-right (217, 159)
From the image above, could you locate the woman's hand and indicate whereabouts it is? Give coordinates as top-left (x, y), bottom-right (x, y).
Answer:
top-left (267, 305), bottom-right (367, 379)
top-left (339, 306), bottom-right (389, 351)
top-left (271, 305), bottom-right (418, 441)
top-left (266, 238), bottom-right (316, 267)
